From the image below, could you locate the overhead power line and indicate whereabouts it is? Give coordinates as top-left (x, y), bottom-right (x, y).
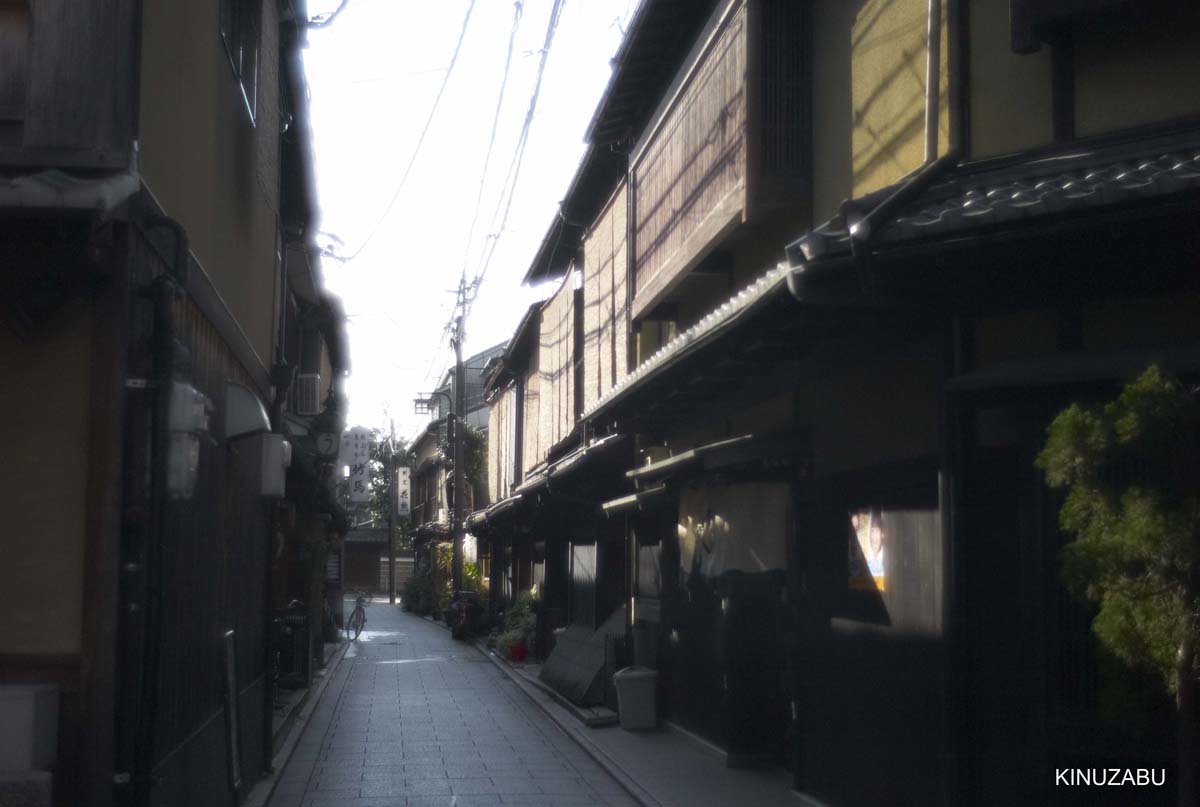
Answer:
top-left (422, 0), bottom-right (566, 385)
top-left (461, 1), bottom-right (525, 274)
top-left (309, 0), bottom-right (352, 28)
top-left (325, 0), bottom-right (478, 263)
top-left (464, 0), bottom-right (567, 317)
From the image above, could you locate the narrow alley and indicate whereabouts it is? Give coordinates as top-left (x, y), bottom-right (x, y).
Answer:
top-left (4, 1), bottom-right (1200, 806)
top-left (266, 601), bottom-right (637, 807)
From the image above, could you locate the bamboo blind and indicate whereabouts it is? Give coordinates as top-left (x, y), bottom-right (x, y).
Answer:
top-left (633, 4), bottom-right (747, 312)
top-left (582, 182), bottom-right (630, 411)
top-left (536, 274), bottom-right (576, 462)
top-left (487, 385), bottom-right (518, 503)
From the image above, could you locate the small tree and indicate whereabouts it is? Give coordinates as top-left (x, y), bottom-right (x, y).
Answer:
top-left (1037, 365), bottom-right (1200, 806)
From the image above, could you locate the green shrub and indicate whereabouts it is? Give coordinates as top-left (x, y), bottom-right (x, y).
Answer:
top-left (403, 574), bottom-right (433, 615)
top-left (462, 560), bottom-right (490, 618)
top-left (433, 543), bottom-right (453, 616)
top-left (496, 589), bottom-right (538, 656)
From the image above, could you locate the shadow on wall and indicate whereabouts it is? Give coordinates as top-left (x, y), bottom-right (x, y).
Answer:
top-left (851, 0), bottom-right (950, 195)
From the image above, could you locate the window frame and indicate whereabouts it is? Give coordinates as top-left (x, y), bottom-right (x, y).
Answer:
top-left (219, 0), bottom-right (260, 125)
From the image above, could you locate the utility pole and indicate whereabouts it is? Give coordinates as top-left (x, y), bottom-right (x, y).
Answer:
top-left (387, 424), bottom-right (396, 604)
top-left (450, 279), bottom-right (466, 594)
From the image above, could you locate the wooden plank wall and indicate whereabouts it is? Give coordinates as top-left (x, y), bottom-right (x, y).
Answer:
top-left (127, 230), bottom-right (269, 803)
top-left (18, 0), bottom-right (137, 158)
top-left (0, 4), bottom-right (30, 121)
top-left (582, 183), bottom-right (630, 411)
top-left (632, 4), bottom-right (747, 316)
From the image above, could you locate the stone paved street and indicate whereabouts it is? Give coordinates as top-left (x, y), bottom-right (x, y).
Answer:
top-left (266, 600), bottom-right (637, 807)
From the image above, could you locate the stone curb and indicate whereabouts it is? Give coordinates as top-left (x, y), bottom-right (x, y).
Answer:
top-left (244, 640), bottom-right (351, 807)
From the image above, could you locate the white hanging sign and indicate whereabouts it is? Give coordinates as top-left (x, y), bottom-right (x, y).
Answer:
top-left (395, 466), bottom-right (411, 518)
top-left (347, 427), bottom-right (371, 502)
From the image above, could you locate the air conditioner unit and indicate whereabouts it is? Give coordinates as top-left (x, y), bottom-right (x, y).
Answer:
top-left (295, 373), bottom-right (321, 416)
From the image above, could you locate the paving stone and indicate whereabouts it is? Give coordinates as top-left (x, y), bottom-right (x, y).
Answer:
top-left (267, 606), bottom-right (628, 807)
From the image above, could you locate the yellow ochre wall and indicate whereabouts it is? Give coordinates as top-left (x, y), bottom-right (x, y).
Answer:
top-left (850, 0), bottom-right (950, 199)
top-left (967, 2), bottom-right (1200, 158)
top-left (0, 301), bottom-right (92, 654)
top-left (967, 0), bottom-right (1052, 158)
top-left (812, 0), bottom-right (950, 223)
top-left (138, 0), bottom-right (281, 372)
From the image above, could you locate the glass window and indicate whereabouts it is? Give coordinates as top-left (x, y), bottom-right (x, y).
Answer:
top-left (219, 0), bottom-right (260, 124)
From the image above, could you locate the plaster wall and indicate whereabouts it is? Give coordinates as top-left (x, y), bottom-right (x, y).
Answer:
top-left (1074, 5), bottom-right (1200, 138)
top-left (967, 0), bottom-right (1053, 158)
top-left (796, 339), bottom-right (942, 476)
top-left (138, 0), bottom-right (281, 371)
top-left (849, 0), bottom-right (950, 198)
top-left (0, 300), bottom-right (91, 653)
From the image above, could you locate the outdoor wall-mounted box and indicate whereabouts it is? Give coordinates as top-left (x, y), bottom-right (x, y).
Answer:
top-left (295, 373), bottom-right (322, 416)
top-left (0, 684), bottom-right (58, 770)
top-left (251, 433), bottom-right (292, 498)
top-left (167, 382), bottom-right (213, 500)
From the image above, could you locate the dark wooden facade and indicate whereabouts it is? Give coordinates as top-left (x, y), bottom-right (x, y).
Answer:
top-left (0, 0), bottom-right (139, 169)
top-left (0, 2), bottom-right (339, 805)
top-left (474, 1), bottom-right (1200, 805)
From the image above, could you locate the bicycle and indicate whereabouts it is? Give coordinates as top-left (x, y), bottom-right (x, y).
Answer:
top-left (345, 592), bottom-right (369, 640)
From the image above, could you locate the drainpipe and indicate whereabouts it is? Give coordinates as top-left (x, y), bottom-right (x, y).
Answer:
top-left (263, 361), bottom-right (294, 772)
top-left (132, 215), bottom-right (189, 807)
top-left (925, 0), bottom-right (942, 163)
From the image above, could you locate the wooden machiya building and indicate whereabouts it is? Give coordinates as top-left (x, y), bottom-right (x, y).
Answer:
top-left (0, 2), bottom-right (348, 806)
top-left (474, 0), bottom-right (1200, 805)
top-left (409, 342), bottom-right (506, 605)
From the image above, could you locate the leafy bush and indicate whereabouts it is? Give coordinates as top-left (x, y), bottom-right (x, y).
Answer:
top-left (403, 574), bottom-right (433, 615)
top-left (496, 589), bottom-right (538, 657)
top-left (434, 543), bottom-right (453, 617)
top-left (462, 560), bottom-right (490, 617)
top-left (1038, 365), bottom-right (1200, 807)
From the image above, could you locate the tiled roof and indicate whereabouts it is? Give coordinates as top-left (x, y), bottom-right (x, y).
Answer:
top-left (791, 133), bottom-right (1200, 263)
top-left (582, 262), bottom-right (793, 420)
top-left (883, 149), bottom-right (1200, 242)
top-left (584, 132), bottom-right (1200, 424)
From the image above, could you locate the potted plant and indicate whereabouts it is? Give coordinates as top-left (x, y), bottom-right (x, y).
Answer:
top-left (496, 589), bottom-right (538, 662)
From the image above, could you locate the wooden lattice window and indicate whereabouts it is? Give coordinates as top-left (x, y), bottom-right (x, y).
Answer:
top-left (1010, 0), bottom-right (1132, 53)
top-left (0, 0), bottom-right (30, 122)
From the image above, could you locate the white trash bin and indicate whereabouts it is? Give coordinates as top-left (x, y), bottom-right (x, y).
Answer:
top-left (613, 666), bottom-right (657, 730)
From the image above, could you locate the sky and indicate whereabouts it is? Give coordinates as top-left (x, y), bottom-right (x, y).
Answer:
top-left (303, 0), bottom-right (638, 442)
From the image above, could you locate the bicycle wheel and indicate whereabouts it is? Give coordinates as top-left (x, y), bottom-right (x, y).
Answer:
top-left (347, 607), bottom-right (365, 640)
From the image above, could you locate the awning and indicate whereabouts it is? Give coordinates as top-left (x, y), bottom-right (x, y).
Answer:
top-left (466, 493), bottom-right (525, 532)
top-left (583, 264), bottom-right (793, 423)
top-left (600, 484), bottom-right (668, 516)
top-left (946, 346), bottom-right (1200, 392)
top-left (512, 469), bottom-right (549, 497)
top-left (548, 433), bottom-right (624, 480)
top-left (344, 528), bottom-right (388, 544)
top-left (509, 433), bottom-right (626, 498)
top-left (626, 435), bottom-right (753, 482)
top-left (626, 432), bottom-right (809, 483)
top-left (412, 521), bottom-right (449, 539)
top-left (0, 170), bottom-right (139, 213)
